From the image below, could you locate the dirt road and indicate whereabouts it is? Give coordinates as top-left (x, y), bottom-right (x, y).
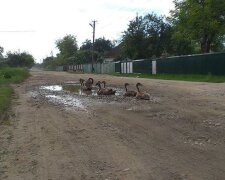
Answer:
top-left (1, 70), bottom-right (225, 180)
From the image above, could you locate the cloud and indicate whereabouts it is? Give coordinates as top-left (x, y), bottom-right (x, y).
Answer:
top-left (0, 0), bottom-right (174, 62)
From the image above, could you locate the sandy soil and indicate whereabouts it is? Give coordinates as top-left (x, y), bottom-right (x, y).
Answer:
top-left (1, 70), bottom-right (225, 180)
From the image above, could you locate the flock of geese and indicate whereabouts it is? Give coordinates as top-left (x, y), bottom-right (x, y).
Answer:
top-left (79, 78), bottom-right (150, 100)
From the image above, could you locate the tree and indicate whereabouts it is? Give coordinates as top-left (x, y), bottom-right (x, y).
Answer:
top-left (80, 39), bottom-right (92, 50)
top-left (56, 35), bottom-right (78, 60)
top-left (121, 13), bottom-right (172, 59)
top-left (143, 14), bottom-right (172, 57)
top-left (170, 0), bottom-right (225, 53)
top-left (7, 51), bottom-right (35, 68)
top-left (0, 46), bottom-right (4, 59)
top-left (94, 37), bottom-right (114, 53)
top-left (80, 37), bottom-right (113, 53)
top-left (74, 50), bottom-right (97, 64)
top-left (122, 15), bottom-right (146, 59)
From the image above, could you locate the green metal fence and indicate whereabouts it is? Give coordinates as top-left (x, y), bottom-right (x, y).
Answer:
top-left (58, 52), bottom-right (225, 75)
top-left (115, 62), bottom-right (121, 73)
top-left (83, 64), bottom-right (92, 73)
top-left (156, 53), bottom-right (225, 75)
top-left (133, 59), bottom-right (152, 74)
top-left (83, 62), bottom-right (116, 74)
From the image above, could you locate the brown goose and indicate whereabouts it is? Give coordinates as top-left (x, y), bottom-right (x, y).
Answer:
top-left (124, 83), bottom-right (137, 97)
top-left (84, 78), bottom-right (94, 90)
top-left (79, 78), bottom-right (85, 86)
top-left (101, 81), bottom-right (116, 94)
top-left (79, 78), bottom-right (91, 91)
top-left (135, 83), bottom-right (150, 100)
top-left (96, 81), bottom-right (116, 95)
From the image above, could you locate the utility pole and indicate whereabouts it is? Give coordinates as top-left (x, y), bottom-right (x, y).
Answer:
top-left (89, 20), bottom-right (97, 73)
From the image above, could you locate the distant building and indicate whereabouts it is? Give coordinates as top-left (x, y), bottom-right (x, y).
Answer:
top-left (103, 45), bottom-right (122, 63)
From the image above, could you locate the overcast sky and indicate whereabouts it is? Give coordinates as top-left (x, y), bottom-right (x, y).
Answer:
top-left (0, 0), bottom-right (174, 63)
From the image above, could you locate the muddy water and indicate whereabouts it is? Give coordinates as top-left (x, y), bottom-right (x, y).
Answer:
top-left (36, 84), bottom-right (124, 110)
top-left (40, 84), bottom-right (124, 96)
top-left (63, 84), bottom-right (98, 96)
top-left (45, 94), bottom-right (84, 109)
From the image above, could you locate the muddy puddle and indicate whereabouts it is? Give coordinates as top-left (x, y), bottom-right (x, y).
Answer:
top-left (34, 84), bottom-right (124, 110)
top-left (40, 84), bottom-right (123, 96)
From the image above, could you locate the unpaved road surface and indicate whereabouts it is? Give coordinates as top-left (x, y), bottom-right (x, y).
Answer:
top-left (1, 70), bottom-right (225, 180)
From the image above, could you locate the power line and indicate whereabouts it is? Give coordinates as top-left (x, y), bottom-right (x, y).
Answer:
top-left (0, 30), bottom-right (35, 33)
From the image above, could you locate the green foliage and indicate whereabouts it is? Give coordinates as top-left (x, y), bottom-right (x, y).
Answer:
top-left (94, 37), bottom-right (114, 53)
top-left (0, 67), bottom-right (30, 84)
top-left (170, 0), bottom-right (225, 53)
top-left (0, 67), bottom-right (29, 120)
top-left (0, 86), bottom-right (13, 116)
top-left (80, 37), bottom-right (114, 54)
top-left (42, 56), bottom-right (59, 70)
top-left (6, 51), bottom-right (35, 68)
top-left (56, 34), bottom-right (78, 60)
top-left (0, 46), bottom-right (4, 59)
top-left (80, 39), bottom-right (92, 50)
top-left (122, 13), bottom-right (172, 59)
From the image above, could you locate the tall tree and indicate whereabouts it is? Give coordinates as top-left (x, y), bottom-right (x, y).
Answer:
top-left (170, 0), bottom-right (225, 53)
top-left (80, 37), bottom-right (114, 53)
top-left (122, 15), bottom-right (146, 59)
top-left (122, 13), bottom-right (172, 59)
top-left (0, 46), bottom-right (4, 59)
top-left (80, 39), bottom-right (92, 50)
top-left (94, 37), bottom-right (114, 53)
top-left (56, 35), bottom-right (78, 60)
top-left (143, 13), bottom-right (172, 57)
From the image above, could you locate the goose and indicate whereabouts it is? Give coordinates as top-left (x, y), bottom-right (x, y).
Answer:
top-left (79, 78), bottom-right (85, 86)
top-left (101, 81), bottom-right (116, 94)
top-left (124, 83), bottom-right (137, 97)
top-left (84, 78), bottom-right (94, 90)
top-left (96, 81), bottom-right (116, 95)
top-left (79, 78), bottom-right (91, 91)
top-left (135, 83), bottom-right (150, 100)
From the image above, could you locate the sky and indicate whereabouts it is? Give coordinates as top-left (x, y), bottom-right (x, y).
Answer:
top-left (0, 0), bottom-right (174, 63)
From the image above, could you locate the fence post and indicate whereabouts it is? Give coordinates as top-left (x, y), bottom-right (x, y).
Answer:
top-left (126, 59), bottom-right (128, 74)
top-left (152, 60), bottom-right (157, 74)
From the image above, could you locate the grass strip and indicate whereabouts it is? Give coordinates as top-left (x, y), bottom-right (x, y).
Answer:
top-left (0, 67), bottom-right (29, 121)
top-left (0, 86), bottom-right (13, 120)
top-left (0, 67), bottom-right (30, 85)
top-left (113, 73), bottom-right (225, 83)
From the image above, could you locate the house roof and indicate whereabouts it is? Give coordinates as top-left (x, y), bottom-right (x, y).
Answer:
top-left (105, 44), bottom-right (122, 58)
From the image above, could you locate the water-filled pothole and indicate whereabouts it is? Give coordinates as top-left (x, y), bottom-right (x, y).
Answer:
top-left (63, 84), bottom-right (98, 96)
top-left (45, 94), bottom-right (84, 109)
top-left (37, 84), bottom-right (124, 110)
top-left (40, 84), bottom-right (124, 96)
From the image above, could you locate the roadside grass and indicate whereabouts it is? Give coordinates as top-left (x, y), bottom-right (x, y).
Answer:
top-left (0, 86), bottom-right (13, 121)
top-left (0, 67), bottom-right (29, 121)
top-left (0, 67), bottom-right (30, 85)
top-left (113, 73), bottom-right (225, 83)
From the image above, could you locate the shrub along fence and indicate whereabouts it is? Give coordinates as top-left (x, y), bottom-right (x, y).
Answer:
top-left (56, 52), bottom-right (225, 75)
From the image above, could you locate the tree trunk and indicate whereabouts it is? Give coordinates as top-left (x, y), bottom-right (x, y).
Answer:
top-left (201, 34), bottom-right (211, 53)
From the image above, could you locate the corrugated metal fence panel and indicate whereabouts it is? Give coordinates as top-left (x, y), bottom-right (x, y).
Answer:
top-left (56, 66), bottom-right (63, 71)
top-left (101, 62), bottom-right (115, 74)
top-left (93, 63), bottom-right (102, 74)
top-left (156, 53), bottom-right (225, 75)
top-left (133, 59), bottom-right (152, 74)
top-left (115, 62), bottom-right (121, 73)
top-left (83, 64), bottom-right (92, 73)
top-left (121, 62), bottom-right (133, 73)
